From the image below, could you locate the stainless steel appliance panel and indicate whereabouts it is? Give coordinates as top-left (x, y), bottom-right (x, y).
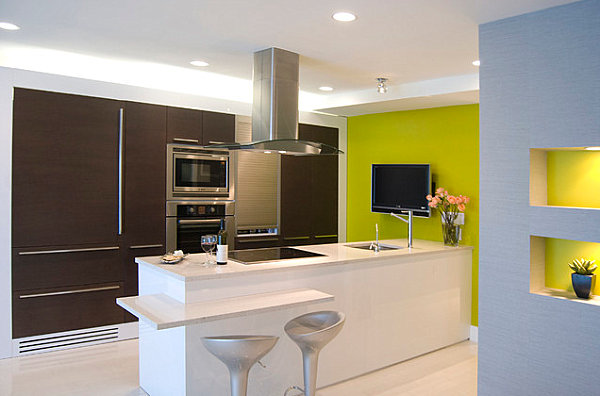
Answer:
top-left (167, 144), bottom-right (234, 200)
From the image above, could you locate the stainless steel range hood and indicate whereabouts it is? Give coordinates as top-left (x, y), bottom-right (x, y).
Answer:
top-left (208, 48), bottom-right (342, 156)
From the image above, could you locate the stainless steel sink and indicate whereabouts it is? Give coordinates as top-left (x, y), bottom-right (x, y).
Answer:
top-left (345, 242), bottom-right (403, 251)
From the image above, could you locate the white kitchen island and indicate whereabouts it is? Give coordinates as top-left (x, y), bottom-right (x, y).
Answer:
top-left (118, 239), bottom-right (472, 396)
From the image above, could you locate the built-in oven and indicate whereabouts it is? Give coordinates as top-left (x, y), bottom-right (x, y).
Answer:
top-left (167, 144), bottom-right (233, 200)
top-left (166, 201), bottom-right (235, 254)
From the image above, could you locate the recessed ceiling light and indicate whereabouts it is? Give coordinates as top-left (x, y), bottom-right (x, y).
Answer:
top-left (332, 12), bottom-right (356, 22)
top-left (584, 146), bottom-right (600, 151)
top-left (472, 60), bottom-right (480, 66)
top-left (0, 22), bottom-right (20, 30)
top-left (190, 60), bottom-right (209, 67)
top-left (319, 86), bottom-right (334, 92)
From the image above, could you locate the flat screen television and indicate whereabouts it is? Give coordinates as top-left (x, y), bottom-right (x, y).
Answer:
top-left (371, 164), bottom-right (431, 217)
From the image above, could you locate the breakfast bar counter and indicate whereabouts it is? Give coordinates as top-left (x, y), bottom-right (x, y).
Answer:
top-left (120, 239), bottom-right (472, 396)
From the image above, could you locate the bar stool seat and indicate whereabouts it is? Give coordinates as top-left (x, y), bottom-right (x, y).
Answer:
top-left (284, 311), bottom-right (345, 396)
top-left (202, 335), bottom-right (278, 396)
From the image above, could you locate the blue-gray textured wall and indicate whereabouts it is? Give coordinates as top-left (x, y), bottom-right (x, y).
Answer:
top-left (479, 0), bottom-right (600, 394)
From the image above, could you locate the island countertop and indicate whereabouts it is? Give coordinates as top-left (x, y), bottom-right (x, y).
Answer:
top-left (135, 239), bottom-right (473, 282)
top-left (131, 238), bottom-right (473, 395)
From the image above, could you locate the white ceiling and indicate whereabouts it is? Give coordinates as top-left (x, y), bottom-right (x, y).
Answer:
top-left (0, 0), bottom-right (578, 115)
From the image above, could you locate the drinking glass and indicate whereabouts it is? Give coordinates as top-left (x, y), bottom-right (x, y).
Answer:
top-left (201, 234), bottom-right (217, 266)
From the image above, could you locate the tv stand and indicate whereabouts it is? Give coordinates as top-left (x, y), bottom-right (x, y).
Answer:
top-left (390, 211), bottom-right (414, 248)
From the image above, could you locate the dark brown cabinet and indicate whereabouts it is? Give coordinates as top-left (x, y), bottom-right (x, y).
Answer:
top-left (11, 89), bottom-right (172, 336)
top-left (123, 102), bottom-right (166, 245)
top-left (310, 155), bottom-right (339, 243)
top-left (122, 102), bottom-right (167, 302)
top-left (12, 282), bottom-right (125, 339)
top-left (203, 111), bottom-right (235, 145)
top-left (166, 107), bottom-right (235, 145)
top-left (12, 89), bottom-right (121, 248)
top-left (280, 124), bottom-right (339, 246)
top-left (166, 106), bottom-right (203, 144)
top-left (12, 89), bottom-right (127, 338)
top-left (12, 247), bottom-right (122, 292)
top-left (11, 88), bottom-right (261, 337)
top-left (281, 155), bottom-right (313, 245)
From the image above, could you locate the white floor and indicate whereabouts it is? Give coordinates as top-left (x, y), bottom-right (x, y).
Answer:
top-left (0, 339), bottom-right (477, 396)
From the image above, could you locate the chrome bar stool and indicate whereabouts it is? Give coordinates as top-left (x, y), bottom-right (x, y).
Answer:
top-left (202, 335), bottom-right (279, 396)
top-left (284, 311), bottom-right (346, 396)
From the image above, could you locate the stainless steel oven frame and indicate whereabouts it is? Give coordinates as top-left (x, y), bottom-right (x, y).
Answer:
top-left (166, 200), bottom-right (235, 253)
top-left (166, 144), bottom-right (235, 201)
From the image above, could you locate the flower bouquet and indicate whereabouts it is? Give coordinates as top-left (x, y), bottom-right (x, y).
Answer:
top-left (426, 188), bottom-right (470, 246)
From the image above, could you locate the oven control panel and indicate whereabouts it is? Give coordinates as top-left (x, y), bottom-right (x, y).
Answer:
top-left (176, 204), bottom-right (226, 217)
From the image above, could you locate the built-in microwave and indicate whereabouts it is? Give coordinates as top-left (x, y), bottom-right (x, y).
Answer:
top-left (167, 144), bottom-right (233, 200)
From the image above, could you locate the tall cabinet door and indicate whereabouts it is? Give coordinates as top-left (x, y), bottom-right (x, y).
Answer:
top-left (310, 155), bottom-right (338, 242)
top-left (280, 124), bottom-right (339, 246)
top-left (301, 124), bottom-right (339, 243)
top-left (122, 101), bottom-right (167, 300)
top-left (280, 155), bottom-right (313, 245)
top-left (12, 88), bottom-right (121, 248)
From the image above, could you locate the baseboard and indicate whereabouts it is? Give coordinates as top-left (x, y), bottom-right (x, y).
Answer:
top-left (469, 325), bottom-right (478, 343)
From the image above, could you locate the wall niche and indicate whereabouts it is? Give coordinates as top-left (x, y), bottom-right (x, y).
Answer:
top-left (530, 147), bottom-right (600, 208)
top-left (530, 235), bottom-right (600, 305)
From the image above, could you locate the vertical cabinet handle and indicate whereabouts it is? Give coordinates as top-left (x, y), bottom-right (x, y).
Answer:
top-left (118, 108), bottom-right (124, 235)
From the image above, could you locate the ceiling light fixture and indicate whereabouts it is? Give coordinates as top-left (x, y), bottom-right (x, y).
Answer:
top-left (376, 78), bottom-right (388, 94)
top-left (332, 12), bottom-right (356, 22)
top-left (0, 22), bottom-right (20, 30)
top-left (319, 86), bottom-right (334, 92)
top-left (190, 60), bottom-right (209, 67)
top-left (584, 146), bottom-right (600, 151)
top-left (472, 60), bottom-right (480, 66)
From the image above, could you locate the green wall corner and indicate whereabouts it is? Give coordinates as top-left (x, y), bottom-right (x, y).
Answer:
top-left (346, 104), bottom-right (479, 326)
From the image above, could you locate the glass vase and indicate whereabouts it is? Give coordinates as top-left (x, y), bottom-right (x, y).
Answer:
top-left (442, 222), bottom-right (460, 247)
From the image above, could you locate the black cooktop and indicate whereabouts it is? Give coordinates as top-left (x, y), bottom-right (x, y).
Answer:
top-left (228, 247), bottom-right (325, 265)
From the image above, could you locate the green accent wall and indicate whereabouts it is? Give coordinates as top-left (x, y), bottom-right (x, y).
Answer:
top-left (347, 104), bottom-right (479, 326)
top-left (545, 151), bottom-right (600, 293)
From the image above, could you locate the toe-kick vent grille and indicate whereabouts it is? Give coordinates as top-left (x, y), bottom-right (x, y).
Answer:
top-left (16, 327), bottom-right (119, 355)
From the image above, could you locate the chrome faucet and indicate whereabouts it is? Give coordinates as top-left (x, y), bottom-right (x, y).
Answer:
top-left (369, 224), bottom-right (380, 252)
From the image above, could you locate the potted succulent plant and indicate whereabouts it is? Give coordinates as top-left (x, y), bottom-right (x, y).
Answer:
top-left (568, 258), bottom-right (597, 299)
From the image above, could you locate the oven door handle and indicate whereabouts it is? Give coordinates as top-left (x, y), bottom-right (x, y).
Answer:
top-left (178, 219), bottom-right (222, 225)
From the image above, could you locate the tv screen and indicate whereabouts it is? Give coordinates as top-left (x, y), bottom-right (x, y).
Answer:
top-left (371, 164), bottom-right (431, 217)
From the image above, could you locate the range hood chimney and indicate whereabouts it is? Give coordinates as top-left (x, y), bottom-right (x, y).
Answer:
top-left (207, 47), bottom-right (342, 156)
top-left (253, 48), bottom-right (299, 143)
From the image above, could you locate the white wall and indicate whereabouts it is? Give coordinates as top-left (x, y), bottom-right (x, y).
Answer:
top-left (0, 66), bottom-right (347, 359)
